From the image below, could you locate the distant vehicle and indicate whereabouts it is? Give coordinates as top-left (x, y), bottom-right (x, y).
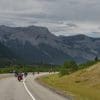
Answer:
top-left (32, 72), bottom-right (35, 75)
top-left (17, 73), bottom-right (23, 81)
top-left (14, 71), bottom-right (18, 77)
top-left (37, 71), bottom-right (40, 74)
top-left (24, 72), bottom-right (28, 77)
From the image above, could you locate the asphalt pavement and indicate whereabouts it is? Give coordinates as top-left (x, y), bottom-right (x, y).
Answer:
top-left (0, 73), bottom-right (70, 100)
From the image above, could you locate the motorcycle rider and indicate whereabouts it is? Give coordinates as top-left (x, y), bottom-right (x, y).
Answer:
top-left (17, 72), bottom-right (23, 81)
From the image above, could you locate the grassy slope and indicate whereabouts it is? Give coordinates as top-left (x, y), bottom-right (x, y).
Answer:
top-left (40, 62), bottom-right (100, 100)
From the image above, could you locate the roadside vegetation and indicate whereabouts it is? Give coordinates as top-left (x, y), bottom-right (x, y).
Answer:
top-left (60, 56), bottom-right (99, 76)
top-left (78, 57), bottom-right (99, 69)
top-left (39, 57), bottom-right (100, 100)
top-left (0, 64), bottom-right (60, 74)
top-left (59, 60), bottom-right (78, 76)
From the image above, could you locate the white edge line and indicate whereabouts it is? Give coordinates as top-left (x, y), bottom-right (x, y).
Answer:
top-left (23, 78), bottom-right (36, 100)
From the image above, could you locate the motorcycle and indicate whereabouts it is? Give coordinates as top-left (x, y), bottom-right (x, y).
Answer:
top-left (17, 74), bottom-right (23, 81)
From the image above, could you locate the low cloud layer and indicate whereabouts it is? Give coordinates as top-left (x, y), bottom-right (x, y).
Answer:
top-left (0, 0), bottom-right (100, 37)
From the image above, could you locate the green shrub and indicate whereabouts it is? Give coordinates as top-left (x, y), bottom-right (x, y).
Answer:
top-left (60, 60), bottom-right (78, 76)
top-left (79, 60), bottom-right (100, 69)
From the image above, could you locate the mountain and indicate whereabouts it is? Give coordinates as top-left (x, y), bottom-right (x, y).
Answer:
top-left (59, 34), bottom-right (100, 63)
top-left (0, 25), bottom-right (100, 64)
top-left (0, 42), bottom-right (17, 66)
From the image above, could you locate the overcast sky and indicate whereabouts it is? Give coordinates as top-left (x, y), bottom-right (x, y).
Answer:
top-left (0, 0), bottom-right (100, 37)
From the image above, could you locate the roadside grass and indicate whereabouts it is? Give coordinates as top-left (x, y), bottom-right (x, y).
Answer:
top-left (39, 62), bottom-right (100, 100)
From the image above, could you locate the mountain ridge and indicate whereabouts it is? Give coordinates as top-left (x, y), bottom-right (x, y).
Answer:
top-left (0, 25), bottom-right (100, 64)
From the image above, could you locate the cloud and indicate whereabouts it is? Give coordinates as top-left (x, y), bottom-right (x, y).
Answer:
top-left (66, 23), bottom-right (78, 28)
top-left (0, 0), bottom-right (100, 37)
top-left (87, 32), bottom-right (100, 38)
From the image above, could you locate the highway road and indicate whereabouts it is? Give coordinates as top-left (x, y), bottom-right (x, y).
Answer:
top-left (0, 73), bottom-right (70, 100)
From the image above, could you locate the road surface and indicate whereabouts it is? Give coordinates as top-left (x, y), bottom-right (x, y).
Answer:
top-left (0, 73), bottom-right (69, 100)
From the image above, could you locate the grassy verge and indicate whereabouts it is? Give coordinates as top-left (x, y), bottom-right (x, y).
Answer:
top-left (39, 63), bottom-right (100, 100)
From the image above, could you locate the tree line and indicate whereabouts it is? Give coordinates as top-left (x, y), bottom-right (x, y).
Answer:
top-left (59, 56), bottom-right (100, 76)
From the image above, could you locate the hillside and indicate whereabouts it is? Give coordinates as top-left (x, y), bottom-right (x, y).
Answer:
top-left (0, 42), bottom-right (17, 67)
top-left (40, 62), bottom-right (100, 100)
top-left (0, 25), bottom-right (100, 64)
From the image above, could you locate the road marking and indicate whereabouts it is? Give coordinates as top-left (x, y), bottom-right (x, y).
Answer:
top-left (23, 78), bottom-right (36, 100)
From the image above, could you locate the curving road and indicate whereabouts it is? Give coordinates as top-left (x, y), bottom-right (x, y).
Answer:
top-left (0, 73), bottom-right (69, 100)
